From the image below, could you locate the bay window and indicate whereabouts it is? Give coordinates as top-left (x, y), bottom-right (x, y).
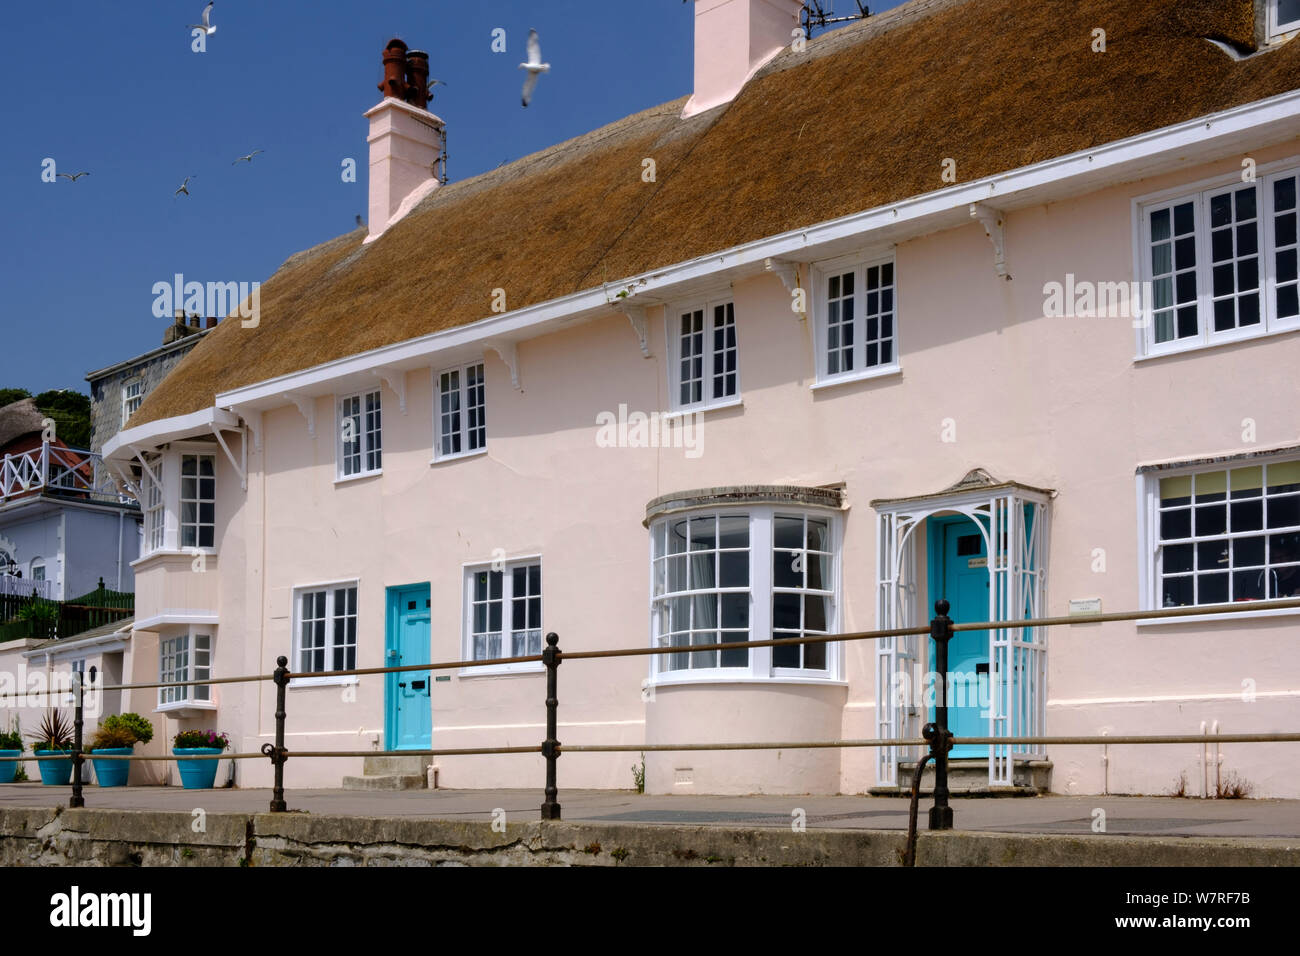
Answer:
top-left (158, 628), bottom-right (212, 708)
top-left (650, 503), bottom-right (841, 681)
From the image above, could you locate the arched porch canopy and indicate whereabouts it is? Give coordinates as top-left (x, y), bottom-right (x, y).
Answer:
top-left (870, 469), bottom-right (1054, 788)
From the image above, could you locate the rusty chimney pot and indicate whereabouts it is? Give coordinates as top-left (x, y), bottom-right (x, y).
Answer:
top-left (378, 38), bottom-right (409, 101)
top-left (404, 50), bottom-right (430, 109)
top-left (206, 316), bottom-right (217, 330)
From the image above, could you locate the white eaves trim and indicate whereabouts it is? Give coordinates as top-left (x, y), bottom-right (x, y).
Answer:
top-left (132, 611), bottom-right (220, 630)
top-left (104, 406), bottom-right (241, 462)
top-left (136, 88), bottom-right (1300, 434)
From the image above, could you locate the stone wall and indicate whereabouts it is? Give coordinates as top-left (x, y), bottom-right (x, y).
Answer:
top-left (87, 331), bottom-right (208, 455)
top-left (1, 807), bottom-right (1295, 867)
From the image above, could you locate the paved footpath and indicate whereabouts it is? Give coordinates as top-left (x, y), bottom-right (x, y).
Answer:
top-left (1, 785), bottom-right (1296, 839)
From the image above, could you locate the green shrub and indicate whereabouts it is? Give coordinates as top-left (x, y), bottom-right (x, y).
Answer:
top-left (88, 725), bottom-right (136, 751)
top-left (103, 713), bottom-right (153, 745)
top-left (0, 729), bottom-right (22, 751)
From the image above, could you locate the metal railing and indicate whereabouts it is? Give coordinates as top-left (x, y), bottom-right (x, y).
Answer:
top-left (2, 595), bottom-right (1297, 853)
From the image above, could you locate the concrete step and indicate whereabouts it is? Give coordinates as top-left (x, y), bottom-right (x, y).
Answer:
top-left (362, 755), bottom-right (427, 776)
top-left (341, 773), bottom-right (427, 791)
top-left (869, 759), bottom-right (1051, 797)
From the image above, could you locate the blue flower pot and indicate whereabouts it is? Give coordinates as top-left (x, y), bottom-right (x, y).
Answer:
top-left (91, 747), bottom-right (133, 787)
top-left (34, 750), bottom-right (73, 786)
top-left (174, 748), bottom-right (222, 789)
top-left (0, 750), bottom-right (21, 783)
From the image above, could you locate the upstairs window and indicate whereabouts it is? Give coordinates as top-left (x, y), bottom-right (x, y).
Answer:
top-left (338, 390), bottom-right (382, 478)
top-left (1271, 0), bottom-right (1300, 38)
top-left (122, 380), bottom-right (143, 426)
top-left (179, 454), bottom-right (215, 549)
top-left (1139, 168), bottom-right (1300, 355)
top-left (671, 301), bottom-right (739, 411)
top-left (436, 363), bottom-right (487, 459)
top-left (815, 257), bottom-right (898, 383)
top-left (142, 457), bottom-right (165, 554)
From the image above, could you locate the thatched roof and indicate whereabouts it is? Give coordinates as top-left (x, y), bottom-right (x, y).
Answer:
top-left (132, 0), bottom-right (1300, 428)
top-left (0, 399), bottom-right (46, 451)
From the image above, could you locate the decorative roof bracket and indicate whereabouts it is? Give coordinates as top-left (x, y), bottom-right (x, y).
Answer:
top-left (484, 340), bottom-right (522, 390)
top-left (283, 393), bottom-right (316, 438)
top-left (210, 424), bottom-right (247, 491)
top-left (374, 367), bottom-right (408, 413)
top-left (619, 305), bottom-right (651, 358)
top-left (970, 203), bottom-right (1010, 280)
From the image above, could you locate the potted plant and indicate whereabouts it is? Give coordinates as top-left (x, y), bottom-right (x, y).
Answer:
top-left (87, 713), bottom-right (154, 788)
top-left (0, 724), bottom-right (23, 784)
top-left (28, 711), bottom-right (74, 785)
top-left (173, 729), bottom-right (228, 789)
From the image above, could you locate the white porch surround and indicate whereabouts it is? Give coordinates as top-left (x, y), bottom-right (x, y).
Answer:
top-left (872, 469), bottom-right (1052, 788)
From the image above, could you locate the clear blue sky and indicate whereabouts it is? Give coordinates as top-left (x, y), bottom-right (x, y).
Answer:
top-left (1, 1), bottom-right (904, 396)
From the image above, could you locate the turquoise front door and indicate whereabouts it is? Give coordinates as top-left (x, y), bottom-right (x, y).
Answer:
top-left (386, 585), bottom-right (432, 751)
top-left (929, 517), bottom-right (990, 758)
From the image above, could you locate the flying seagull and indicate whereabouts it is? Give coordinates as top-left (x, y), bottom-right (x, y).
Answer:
top-left (519, 29), bottom-right (549, 107)
top-left (174, 175), bottom-right (196, 197)
top-left (426, 78), bottom-right (447, 98)
top-left (188, 2), bottom-right (216, 35)
top-left (232, 149), bottom-right (263, 165)
top-left (56, 171), bottom-right (89, 182)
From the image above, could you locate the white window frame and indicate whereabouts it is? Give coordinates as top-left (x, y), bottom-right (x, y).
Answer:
top-left (291, 582), bottom-right (359, 680)
top-left (1271, 0), bottom-right (1300, 39)
top-left (336, 389), bottom-right (383, 480)
top-left (157, 626), bottom-right (215, 711)
top-left (29, 559), bottom-right (45, 582)
top-left (1134, 159), bottom-right (1300, 358)
top-left (179, 453), bottom-right (216, 550)
top-left (667, 298), bottom-right (741, 412)
top-left (141, 454), bottom-right (165, 556)
top-left (433, 362), bottom-right (487, 462)
top-left (1137, 452), bottom-right (1300, 621)
top-left (811, 252), bottom-right (901, 386)
top-left (647, 506), bottom-right (843, 686)
top-left (122, 379), bottom-right (143, 426)
top-left (461, 555), bottom-right (544, 675)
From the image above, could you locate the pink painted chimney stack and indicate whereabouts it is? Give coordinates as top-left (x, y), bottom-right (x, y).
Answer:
top-left (684, 0), bottom-right (806, 118)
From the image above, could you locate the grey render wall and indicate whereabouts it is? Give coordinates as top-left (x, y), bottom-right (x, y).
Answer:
top-left (0, 501), bottom-right (138, 599)
top-left (87, 331), bottom-right (209, 454)
top-left (62, 503), bottom-right (139, 594)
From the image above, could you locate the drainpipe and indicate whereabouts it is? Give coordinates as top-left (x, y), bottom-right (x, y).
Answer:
top-left (1212, 720), bottom-right (1221, 798)
top-left (1199, 720), bottom-right (1209, 798)
top-left (115, 510), bottom-right (123, 591)
top-left (1100, 729), bottom-right (1109, 796)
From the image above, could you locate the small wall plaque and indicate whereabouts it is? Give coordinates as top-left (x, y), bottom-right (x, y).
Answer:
top-left (967, 557), bottom-right (988, 569)
top-left (1068, 598), bottom-right (1102, 616)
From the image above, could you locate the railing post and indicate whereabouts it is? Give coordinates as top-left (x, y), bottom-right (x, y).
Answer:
top-left (540, 632), bottom-right (561, 821)
top-left (262, 656), bottom-right (290, 812)
top-left (927, 599), bottom-right (954, 830)
top-left (69, 669), bottom-right (85, 809)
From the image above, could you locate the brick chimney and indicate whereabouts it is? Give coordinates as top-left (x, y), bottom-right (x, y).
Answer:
top-left (683, 0), bottom-right (805, 118)
top-left (364, 38), bottom-right (446, 243)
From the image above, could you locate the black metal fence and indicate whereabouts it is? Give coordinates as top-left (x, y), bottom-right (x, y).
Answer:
top-left (3, 595), bottom-right (1299, 855)
top-left (0, 578), bottom-right (132, 642)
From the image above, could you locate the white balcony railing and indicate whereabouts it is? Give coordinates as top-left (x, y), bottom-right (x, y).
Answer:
top-left (0, 441), bottom-right (126, 506)
top-left (0, 573), bottom-right (53, 600)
